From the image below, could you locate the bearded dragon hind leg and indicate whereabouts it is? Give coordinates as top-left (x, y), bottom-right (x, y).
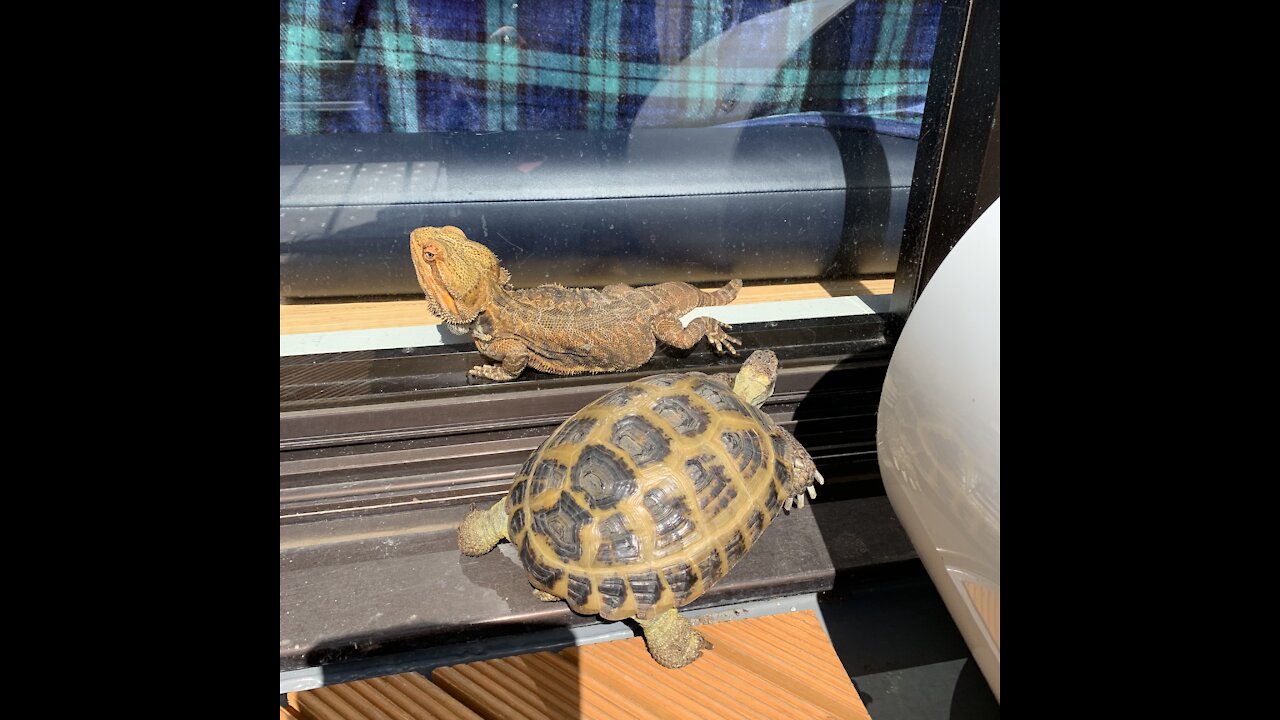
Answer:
top-left (654, 316), bottom-right (741, 356)
top-left (706, 322), bottom-right (742, 356)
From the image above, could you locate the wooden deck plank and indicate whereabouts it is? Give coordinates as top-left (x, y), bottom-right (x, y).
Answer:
top-left (287, 610), bottom-right (870, 719)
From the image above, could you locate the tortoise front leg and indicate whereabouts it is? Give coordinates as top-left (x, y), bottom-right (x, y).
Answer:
top-left (469, 338), bottom-right (530, 382)
top-left (777, 429), bottom-right (824, 512)
top-left (635, 608), bottom-right (708, 669)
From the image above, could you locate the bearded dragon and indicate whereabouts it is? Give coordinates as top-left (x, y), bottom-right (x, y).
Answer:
top-left (410, 226), bottom-right (743, 382)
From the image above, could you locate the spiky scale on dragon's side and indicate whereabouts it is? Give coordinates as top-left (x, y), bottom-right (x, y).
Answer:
top-left (410, 226), bottom-right (743, 382)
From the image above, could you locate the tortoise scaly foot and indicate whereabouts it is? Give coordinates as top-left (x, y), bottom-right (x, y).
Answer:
top-left (636, 609), bottom-right (707, 669)
top-left (457, 500), bottom-right (508, 556)
top-left (532, 587), bottom-right (560, 602)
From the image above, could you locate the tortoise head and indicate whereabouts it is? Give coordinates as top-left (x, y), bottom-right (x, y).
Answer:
top-left (732, 350), bottom-right (778, 407)
top-left (409, 226), bottom-right (511, 324)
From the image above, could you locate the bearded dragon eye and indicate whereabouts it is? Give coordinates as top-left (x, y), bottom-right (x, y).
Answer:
top-left (424, 250), bottom-right (435, 261)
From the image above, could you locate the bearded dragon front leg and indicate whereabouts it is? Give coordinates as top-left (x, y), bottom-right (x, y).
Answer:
top-left (444, 321), bottom-right (495, 343)
top-left (469, 338), bottom-right (529, 382)
top-left (653, 316), bottom-right (742, 355)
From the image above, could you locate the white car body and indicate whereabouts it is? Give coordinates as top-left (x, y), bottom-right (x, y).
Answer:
top-left (877, 199), bottom-right (1000, 700)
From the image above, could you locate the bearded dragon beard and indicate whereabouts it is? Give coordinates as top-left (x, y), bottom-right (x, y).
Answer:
top-left (412, 249), bottom-right (467, 323)
top-left (425, 262), bottom-right (464, 321)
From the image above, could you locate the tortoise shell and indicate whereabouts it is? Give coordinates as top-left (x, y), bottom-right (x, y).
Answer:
top-left (504, 371), bottom-right (799, 621)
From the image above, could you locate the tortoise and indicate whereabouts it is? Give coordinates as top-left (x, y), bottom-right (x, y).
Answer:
top-left (457, 350), bottom-right (824, 668)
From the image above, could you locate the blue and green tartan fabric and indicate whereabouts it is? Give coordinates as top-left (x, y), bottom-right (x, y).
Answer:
top-left (280, 0), bottom-right (941, 137)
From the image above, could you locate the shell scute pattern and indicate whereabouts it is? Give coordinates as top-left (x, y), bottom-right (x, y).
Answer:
top-left (531, 492), bottom-right (593, 563)
top-left (611, 415), bottom-right (672, 467)
top-left (662, 562), bottom-right (697, 603)
top-left (764, 466), bottom-right (787, 516)
top-left (507, 500), bottom-right (527, 538)
top-left (723, 530), bottom-right (747, 565)
top-left (507, 474), bottom-right (527, 508)
top-left (683, 454), bottom-right (735, 512)
top-left (643, 481), bottom-right (700, 557)
top-left (594, 385), bottom-right (646, 407)
top-left (570, 445), bottom-right (637, 510)
top-left (595, 512), bottom-right (642, 564)
top-left (697, 549), bottom-right (725, 586)
top-left (721, 428), bottom-right (765, 475)
top-left (689, 377), bottom-right (753, 417)
top-left (636, 373), bottom-right (683, 388)
top-left (520, 535), bottom-right (563, 588)
top-left (745, 508), bottom-right (765, 544)
top-left (769, 433), bottom-right (789, 460)
top-left (513, 372), bottom-right (795, 619)
top-left (547, 417), bottom-right (598, 448)
top-left (566, 573), bottom-right (591, 606)
top-left (598, 576), bottom-right (627, 609)
top-left (530, 459), bottom-right (568, 497)
top-left (651, 395), bottom-right (709, 436)
top-left (628, 570), bottom-right (664, 609)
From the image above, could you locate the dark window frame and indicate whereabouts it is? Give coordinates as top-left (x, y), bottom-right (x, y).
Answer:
top-left (891, 0), bottom-right (1001, 330)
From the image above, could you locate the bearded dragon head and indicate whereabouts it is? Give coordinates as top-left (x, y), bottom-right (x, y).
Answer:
top-left (409, 226), bottom-right (511, 324)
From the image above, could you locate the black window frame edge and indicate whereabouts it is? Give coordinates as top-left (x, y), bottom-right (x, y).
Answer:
top-left (890, 0), bottom-right (1000, 337)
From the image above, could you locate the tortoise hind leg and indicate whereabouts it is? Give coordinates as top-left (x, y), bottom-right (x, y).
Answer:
top-left (635, 609), bottom-right (708, 669)
top-left (532, 586), bottom-right (560, 602)
top-left (457, 500), bottom-right (508, 556)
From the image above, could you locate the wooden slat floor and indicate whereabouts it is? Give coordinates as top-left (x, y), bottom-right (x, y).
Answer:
top-left (280, 279), bottom-right (894, 335)
top-left (285, 610), bottom-right (870, 719)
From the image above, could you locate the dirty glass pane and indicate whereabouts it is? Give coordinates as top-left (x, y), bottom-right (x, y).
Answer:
top-left (280, 0), bottom-right (943, 370)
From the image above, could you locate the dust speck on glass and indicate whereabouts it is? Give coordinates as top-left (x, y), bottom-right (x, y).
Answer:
top-left (280, 0), bottom-right (942, 369)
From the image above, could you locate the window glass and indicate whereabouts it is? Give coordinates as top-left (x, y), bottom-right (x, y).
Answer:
top-left (281, 1), bottom-right (939, 135)
top-left (280, 0), bottom-right (944, 380)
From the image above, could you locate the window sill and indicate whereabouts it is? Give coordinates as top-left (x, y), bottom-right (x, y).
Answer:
top-left (281, 331), bottom-right (914, 677)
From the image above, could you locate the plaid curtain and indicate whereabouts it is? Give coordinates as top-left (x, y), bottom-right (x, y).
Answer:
top-left (281, 0), bottom-right (941, 137)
